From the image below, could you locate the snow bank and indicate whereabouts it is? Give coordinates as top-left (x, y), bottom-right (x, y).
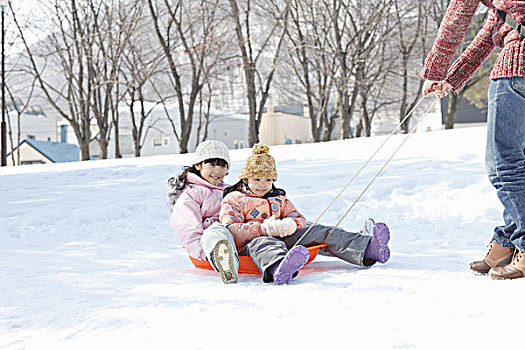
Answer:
top-left (1, 126), bottom-right (521, 350)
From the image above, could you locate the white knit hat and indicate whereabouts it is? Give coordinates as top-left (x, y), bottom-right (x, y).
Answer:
top-left (193, 140), bottom-right (231, 168)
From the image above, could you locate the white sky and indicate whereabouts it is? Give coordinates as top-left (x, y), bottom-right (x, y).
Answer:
top-left (4, 0), bottom-right (48, 49)
top-left (6, 0), bottom-right (37, 15)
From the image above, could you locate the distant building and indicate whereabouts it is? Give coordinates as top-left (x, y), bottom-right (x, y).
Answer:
top-left (5, 106), bottom-right (57, 156)
top-left (440, 97), bottom-right (487, 126)
top-left (7, 139), bottom-right (80, 166)
top-left (257, 97), bottom-right (446, 143)
top-left (58, 102), bottom-right (249, 159)
top-left (258, 98), bottom-right (313, 146)
top-left (116, 103), bottom-right (249, 157)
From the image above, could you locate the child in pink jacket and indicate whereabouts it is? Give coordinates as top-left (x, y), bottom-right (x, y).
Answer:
top-left (168, 140), bottom-right (239, 284)
top-left (220, 144), bottom-right (391, 285)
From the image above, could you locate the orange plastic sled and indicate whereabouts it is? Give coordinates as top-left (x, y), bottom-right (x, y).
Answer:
top-left (189, 244), bottom-right (327, 275)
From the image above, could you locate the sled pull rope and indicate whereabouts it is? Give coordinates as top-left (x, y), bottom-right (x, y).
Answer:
top-left (319, 97), bottom-right (440, 245)
top-left (291, 95), bottom-right (429, 249)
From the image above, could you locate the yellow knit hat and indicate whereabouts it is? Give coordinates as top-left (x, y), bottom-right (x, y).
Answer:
top-left (238, 143), bottom-right (278, 180)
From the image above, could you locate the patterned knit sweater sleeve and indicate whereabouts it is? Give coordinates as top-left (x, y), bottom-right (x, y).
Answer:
top-left (421, 0), bottom-right (493, 91)
top-left (445, 10), bottom-right (498, 91)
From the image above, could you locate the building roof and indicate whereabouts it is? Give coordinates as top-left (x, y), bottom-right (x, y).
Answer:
top-left (262, 105), bottom-right (305, 116)
top-left (23, 139), bottom-right (80, 163)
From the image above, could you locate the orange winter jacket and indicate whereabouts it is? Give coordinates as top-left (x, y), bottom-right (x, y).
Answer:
top-left (220, 190), bottom-right (306, 252)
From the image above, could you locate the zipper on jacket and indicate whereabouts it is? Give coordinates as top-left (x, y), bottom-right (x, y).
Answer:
top-left (266, 198), bottom-right (274, 218)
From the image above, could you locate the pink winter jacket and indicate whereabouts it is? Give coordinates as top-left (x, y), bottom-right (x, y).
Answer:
top-left (169, 172), bottom-right (228, 260)
top-left (220, 189), bottom-right (307, 252)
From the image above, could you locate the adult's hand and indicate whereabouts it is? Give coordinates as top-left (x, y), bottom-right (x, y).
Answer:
top-left (422, 80), bottom-right (453, 99)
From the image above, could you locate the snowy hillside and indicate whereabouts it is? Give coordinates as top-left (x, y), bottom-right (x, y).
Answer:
top-left (1, 126), bottom-right (521, 350)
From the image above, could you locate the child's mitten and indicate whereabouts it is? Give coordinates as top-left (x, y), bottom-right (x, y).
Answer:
top-left (261, 216), bottom-right (297, 237)
top-left (275, 218), bottom-right (297, 237)
top-left (261, 216), bottom-right (279, 236)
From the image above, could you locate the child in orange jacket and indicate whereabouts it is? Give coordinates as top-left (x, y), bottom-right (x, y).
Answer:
top-left (220, 144), bottom-right (391, 284)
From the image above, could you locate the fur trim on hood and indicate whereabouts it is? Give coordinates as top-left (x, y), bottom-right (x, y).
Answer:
top-left (166, 174), bottom-right (186, 209)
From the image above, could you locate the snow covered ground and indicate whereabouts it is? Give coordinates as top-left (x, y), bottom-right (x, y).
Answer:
top-left (1, 125), bottom-right (522, 350)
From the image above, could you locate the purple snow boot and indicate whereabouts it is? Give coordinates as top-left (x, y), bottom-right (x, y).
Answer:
top-left (271, 245), bottom-right (310, 285)
top-left (364, 223), bottom-right (390, 263)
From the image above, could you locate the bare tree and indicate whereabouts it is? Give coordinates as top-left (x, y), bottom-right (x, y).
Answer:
top-left (2, 5), bottom-right (39, 165)
top-left (193, 5), bottom-right (236, 146)
top-left (427, 0), bottom-right (451, 27)
top-left (324, 0), bottom-right (395, 139)
top-left (227, 0), bottom-right (290, 146)
top-left (326, 0), bottom-right (352, 139)
top-left (286, 0), bottom-right (339, 142)
top-left (195, 81), bottom-right (213, 145)
top-left (10, 1), bottom-right (98, 160)
top-left (444, 70), bottom-right (491, 129)
top-left (147, 0), bottom-right (227, 153)
top-left (11, 1), bottom-right (146, 161)
top-left (120, 59), bottom-right (164, 157)
top-left (118, 3), bottom-right (164, 157)
top-left (391, 0), bottom-right (428, 133)
top-left (353, 39), bottom-right (396, 137)
top-left (86, 0), bottom-right (142, 159)
top-left (5, 81), bottom-right (37, 166)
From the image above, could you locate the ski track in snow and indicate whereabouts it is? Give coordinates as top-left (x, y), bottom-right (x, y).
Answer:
top-left (1, 126), bottom-right (522, 350)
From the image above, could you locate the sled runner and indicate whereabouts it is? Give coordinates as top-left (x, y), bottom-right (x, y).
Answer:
top-left (189, 244), bottom-right (327, 274)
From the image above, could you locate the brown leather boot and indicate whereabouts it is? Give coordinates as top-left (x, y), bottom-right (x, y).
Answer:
top-left (470, 240), bottom-right (515, 275)
top-left (489, 250), bottom-right (525, 280)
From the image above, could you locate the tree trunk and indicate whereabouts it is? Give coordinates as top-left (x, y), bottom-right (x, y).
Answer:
top-left (345, 61), bottom-right (364, 139)
top-left (322, 110), bottom-right (336, 142)
top-left (98, 128), bottom-right (109, 160)
top-left (445, 93), bottom-right (463, 129)
top-left (346, 82), bottom-right (359, 138)
top-left (360, 93), bottom-right (371, 137)
top-left (340, 88), bottom-right (351, 139)
top-left (113, 118), bottom-right (121, 158)
top-left (78, 140), bottom-right (90, 161)
top-left (355, 120), bottom-right (363, 138)
top-left (113, 83), bottom-right (121, 158)
top-left (332, 3), bottom-right (351, 140)
top-left (399, 55), bottom-right (410, 133)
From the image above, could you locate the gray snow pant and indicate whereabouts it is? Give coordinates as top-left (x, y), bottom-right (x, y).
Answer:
top-left (241, 223), bottom-right (373, 282)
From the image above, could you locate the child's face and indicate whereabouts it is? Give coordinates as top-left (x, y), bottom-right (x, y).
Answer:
top-left (246, 177), bottom-right (273, 196)
top-left (195, 161), bottom-right (228, 186)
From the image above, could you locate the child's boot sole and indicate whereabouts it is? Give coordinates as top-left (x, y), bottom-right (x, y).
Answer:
top-left (213, 240), bottom-right (238, 284)
top-left (273, 246), bottom-right (310, 285)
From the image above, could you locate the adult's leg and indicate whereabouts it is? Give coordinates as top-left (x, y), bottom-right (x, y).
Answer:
top-left (485, 77), bottom-right (525, 252)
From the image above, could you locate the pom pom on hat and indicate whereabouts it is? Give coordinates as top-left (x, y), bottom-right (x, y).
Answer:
top-left (252, 143), bottom-right (269, 155)
top-left (238, 143), bottom-right (277, 180)
top-left (193, 140), bottom-right (231, 167)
